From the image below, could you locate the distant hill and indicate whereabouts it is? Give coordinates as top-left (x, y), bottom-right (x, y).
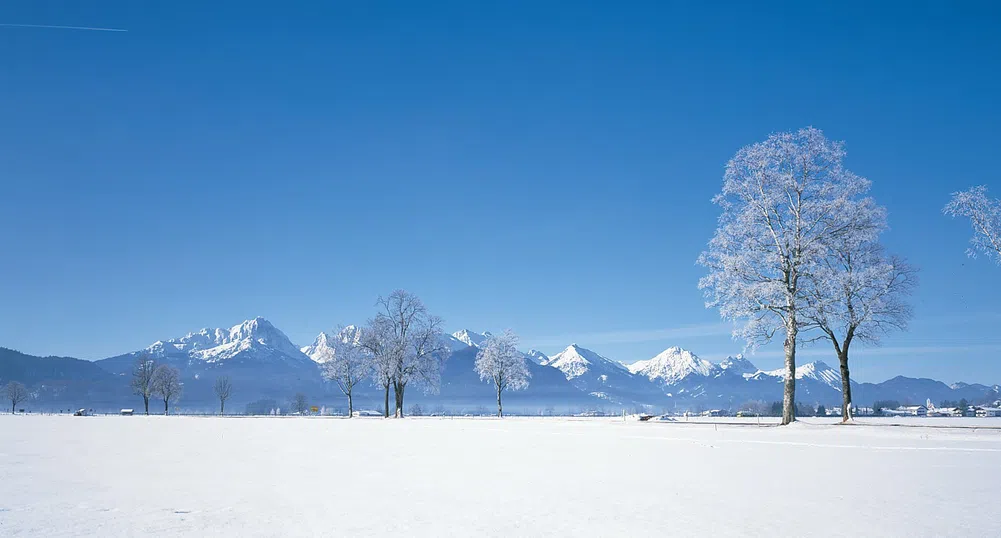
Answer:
top-left (0, 348), bottom-right (127, 410)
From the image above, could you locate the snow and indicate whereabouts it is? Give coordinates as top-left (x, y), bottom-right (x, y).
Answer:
top-left (544, 343), bottom-right (627, 380)
top-left (525, 349), bottom-right (549, 365)
top-left (451, 329), bottom-right (493, 348)
top-left (761, 361), bottom-right (842, 389)
top-left (627, 346), bottom-right (717, 384)
top-left (3, 415), bottom-right (1000, 537)
top-left (718, 354), bottom-right (757, 376)
top-left (145, 317), bottom-right (308, 364)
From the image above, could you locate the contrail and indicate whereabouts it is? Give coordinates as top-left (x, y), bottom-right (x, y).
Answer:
top-left (0, 23), bottom-right (127, 32)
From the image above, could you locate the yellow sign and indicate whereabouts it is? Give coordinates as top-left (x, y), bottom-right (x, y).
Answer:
top-left (310, 406), bottom-right (319, 413)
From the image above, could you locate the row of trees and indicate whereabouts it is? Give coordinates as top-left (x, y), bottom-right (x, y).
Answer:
top-left (130, 355), bottom-right (233, 415)
top-left (700, 127), bottom-right (1001, 426)
top-left (320, 290), bottom-right (532, 418)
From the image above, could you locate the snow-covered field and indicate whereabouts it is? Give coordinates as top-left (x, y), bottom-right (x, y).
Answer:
top-left (2, 416), bottom-right (1000, 537)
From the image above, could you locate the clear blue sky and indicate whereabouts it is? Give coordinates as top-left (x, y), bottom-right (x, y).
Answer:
top-left (2, 1), bottom-right (1000, 383)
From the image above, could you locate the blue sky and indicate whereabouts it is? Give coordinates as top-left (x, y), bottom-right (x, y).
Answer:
top-left (1, 2), bottom-right (1000, 383)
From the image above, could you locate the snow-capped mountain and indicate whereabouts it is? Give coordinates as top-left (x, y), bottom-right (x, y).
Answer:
top-left (756, 361), bottom-right (842, 391)
top-left (301, 326), bottom-right (362, 364)
top-left (545, 344), bottom-right (627, 380)
top-left (301, 332), bottom-right (335, 363)
top-left (141, 317), bottom-right (308, 365)
top-left (543, 344), bottom-right (660, 403)
top-left (525, 349), bottom-right (549, 365)
top-left (95, 317), bottom-right (324, 406)
top-left (627, 347), bottom-right (718, 385)
top-left (452, 329), bottom-right (493, 348)
top-left (718, 354), bottom-right (757, 376)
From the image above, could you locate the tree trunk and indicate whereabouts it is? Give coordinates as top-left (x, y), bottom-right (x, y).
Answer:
top-left (220, 400), bottom-right (225, 415)
top-left (394, 381), bottom-right (405, 418)
top-left (497, 385), bottom-right (503, 418)
top-left (781, 320), bottom-right (797, 425)
top-left (839, 350), bottom-right (852, 422)
top-left (383, 383), bottom-right (390, 418)
top-left (144, 396), bottom-right (149, 415)
top-left (10, 402), bottom-right (14, 413)
top-left (347, 391), bottom-right (354, 418)
top-left (164, 398), bottom-right (169, 416)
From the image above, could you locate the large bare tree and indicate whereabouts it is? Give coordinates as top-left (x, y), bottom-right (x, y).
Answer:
top-left (151, 365), bottom-right (182, 415)
top-left (699, 127), bottom-right (877, 425)
top-left (320, 325), bottom-right (372, 417)
top-left (214, 376), bottom-right (232, 415)
top-left (130, 353), bottom-right (157, 415)
top-left (368, 290), bottom-right (449, 418)
top-left (475, 330), bottom-right (531, 417)
top-left (5, 381), bottom-right (28, 413)
top-left (944, 185), bottom-right (1001, 265)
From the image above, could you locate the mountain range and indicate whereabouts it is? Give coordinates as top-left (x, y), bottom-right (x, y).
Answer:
top-left (2, 318), bottom-right (997, 413)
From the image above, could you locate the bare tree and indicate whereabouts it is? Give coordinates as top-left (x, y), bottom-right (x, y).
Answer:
top-left (130, 353), bottom-right (157, 415)
top-left (475, 329), bottom-right (531, 417)
top-left (291, 393), bottom-right (309, 415)
top-left (944, 185), bottom-right (1001, 265)
top-left (367, 290), bottom-right (449, 418)
top-left (5, 381), bottom-right (28, 413)
top-left (320, 325), bottom-right (372, 417)
top-left (698, 127), bottom-right (878, 425)
top-left (803, 225), bottom-right (917, 422)
top-left (151, 365), bottom-right (182, 415)
top-left (214, 376), bottom-right (232, 415)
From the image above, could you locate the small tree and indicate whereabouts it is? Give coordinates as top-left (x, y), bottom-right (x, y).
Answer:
top-left (292, 393), bottom-right (309, 415)
top-left (5, 381), bottom-right (28, 413)
top-left (214, 376), bottom-right (232, 414)
top-left (816, 404), bottom-right (827, 417)
top-left (320, 326), bottom-right (372, 418)
top-left (130, 353), bottom-right (157, 415)
top-left (944, 185), bottom-right (1001, 265)
top-left (151, 365), bottom-right (182, 415)
top-left (474, 329), bottom-right (531, 417)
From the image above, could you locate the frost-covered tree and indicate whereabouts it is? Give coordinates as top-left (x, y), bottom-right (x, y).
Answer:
top-left (366, 290), bottom-right (448, 418)
top-left (151, 365), bottom-right (182, 415)
top-left (5, 381), bottom-right (28, 413)
top-left (803, 232), bottom-right (916, 422)
top-left (291, 393), bottom-right (309, 415)
top-left (944, 185), bottom-right (1001, 265)
top-left (361, 315), bottom-right (396, 418)
top-left (214, 376), bottom-right (232, 415)
top-left (698, 127), bottom-right (876, 425)
top-left (474, 329), bottom-right (531, 417)
top-left (320, 325), bottom-right (372, 417)
top-left (130, 353), bottom-right (157, 415)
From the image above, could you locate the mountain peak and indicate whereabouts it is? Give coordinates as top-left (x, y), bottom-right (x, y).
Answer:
top-left (452, 329), bottom-right (493, 348)
top-left (545, 344), bottom-right (625, 380)
top-left (525, 349), bottom-right (549, 365)
top-left (141, 317), bottom-right (307, 365)
top-left (627, 347), bottom-right (718, 385)
top-left (718, 354), bottom-right (757, 376)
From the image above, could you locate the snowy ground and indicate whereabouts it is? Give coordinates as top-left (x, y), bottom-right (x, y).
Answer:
top-left (2, 416), bottom-right (1000, 537)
